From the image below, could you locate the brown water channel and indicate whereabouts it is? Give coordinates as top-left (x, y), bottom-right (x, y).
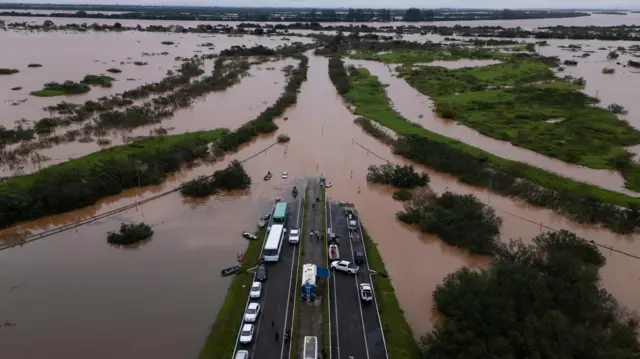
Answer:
top-left (2, 53), bottom-right (640, 358)
top-left (346, 58), bottom-right (640, 195)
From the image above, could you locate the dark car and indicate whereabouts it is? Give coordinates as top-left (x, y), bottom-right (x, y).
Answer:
top-left (354, 251), bottom-right (365, 265)
top-left (256, 264), bottom-right (268, 281)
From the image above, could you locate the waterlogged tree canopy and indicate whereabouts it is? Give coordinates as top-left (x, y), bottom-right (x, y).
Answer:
top-left (422, 230), bottom-right (639, 359)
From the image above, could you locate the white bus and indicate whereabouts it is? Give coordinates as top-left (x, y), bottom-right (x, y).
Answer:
top-left (263, 224), bottom-right (285, 262)
top-left (303, 336), bottom-right (317, 359)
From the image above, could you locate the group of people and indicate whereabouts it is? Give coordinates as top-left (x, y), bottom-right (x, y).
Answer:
top-left (271, 320), bottom-right (291, 342)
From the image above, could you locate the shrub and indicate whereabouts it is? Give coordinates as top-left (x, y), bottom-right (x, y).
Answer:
top-left (106, 68), bottom-right (122, 73)
top-left (392, 188), bottom-right (412, 201)
top-left (277, 134), bottom-right (291, 143)
top-left (367, 164), bottom-right (429, 189)
top-left (0, 68), bottom-right (19, 75)
top-left (107, 222), bottom-right (153, 245)
top-left (27, 63), bottom-right (42, 68)
top-left (397, 191), bottom-right (502, 255)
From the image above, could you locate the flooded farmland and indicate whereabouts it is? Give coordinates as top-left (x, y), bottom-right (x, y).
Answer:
top-left (2, 18), bottom-right (640, 358)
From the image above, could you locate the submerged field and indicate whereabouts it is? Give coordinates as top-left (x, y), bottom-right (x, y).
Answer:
top-left (385, 52), bottom-right (640, 189)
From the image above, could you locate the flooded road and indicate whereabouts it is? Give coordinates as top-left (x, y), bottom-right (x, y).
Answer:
top-left (2, 32), bottom-right (640, 357)
top-left (347, 58), bottom-right (639, 196)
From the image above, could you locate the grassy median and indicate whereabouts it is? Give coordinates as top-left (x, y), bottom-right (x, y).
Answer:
top-left (362, 227), bottom-right (421, 359)
top-left (199, 227), bottom-right (266, 359)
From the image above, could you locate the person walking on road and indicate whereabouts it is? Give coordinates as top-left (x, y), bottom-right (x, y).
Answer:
top-left (275, 330), bottom-right (279, 342)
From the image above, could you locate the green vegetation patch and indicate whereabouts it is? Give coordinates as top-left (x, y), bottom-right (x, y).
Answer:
top-left (81, 74), bottom-right (115, 87)
top-left (0, 68), bottom-right (19, 75)
top-left (350, 47), bottom-right (506, 64)
top-left (401, 57), bottom-right (554, 96)
top-left (367, 164), bottom-right (429, 189)
top-left (361, 227), bottom-right (420, 359)
top-left (180, 160), bottom-right (252, 198)
top-left (199, 227), bottom-right (266, 359)
top-left (333, 60), bottom-right (640, 233)
top-left (434, 82), bottom-right (640, 170)
top-left (31, 80), bottom-right (91, 97)
top-left (423, 230), bottom-right (639, 357)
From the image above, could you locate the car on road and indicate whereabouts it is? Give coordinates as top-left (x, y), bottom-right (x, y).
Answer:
top-left (330, 260), bottom-right (358, 274)
top-left (354, 250), bottom-right (365, 264)
top-left (256, 264), bottom-right (268, 281)
top-left (239, 324), bottom-right (254, 344)
top-left (234, 350), bottom-right (250, 359)
top-left (289, 228), bottom-right (300, 244)
top-left (244, 302), bottom-right (261, 323)
top-left (250, 282), bottom-right (262, 299)
top-left (360, 283), bottom-right (373, 302)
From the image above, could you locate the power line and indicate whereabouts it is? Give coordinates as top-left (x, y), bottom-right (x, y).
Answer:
top-left (0, 141), bottom-right (280, 252)
top-left (351, 140), bottom-right (640, 261)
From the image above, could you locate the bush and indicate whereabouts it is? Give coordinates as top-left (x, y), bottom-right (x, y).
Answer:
top-left (277, 134), bottom-right (291, 143)
top-left (27, 63), bottom-right (42, 68)
top-left (180, 160), bottom-right (251, 198)
top-left (31, 80), bottom-right (90, 97)
top-left (392, 188), bottom-right (412, 201)
top-left (107, 222), bottom-right (153, 245)
top-left (397, 191), bottom-right (502, 255)
top-left (367, 164), bottom-right (429, 189)
top-left (0, 68), bottom-right (19, 75)
top-left (422, 230), bottom-right (638, 358)
top-left (180, 175), bottom-right (218, 198)
top-left (81, 74), bottom-right (114, 87)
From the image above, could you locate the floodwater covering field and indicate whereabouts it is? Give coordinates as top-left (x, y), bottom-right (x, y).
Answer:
top-left (2, 17), bottom-right (640, 358)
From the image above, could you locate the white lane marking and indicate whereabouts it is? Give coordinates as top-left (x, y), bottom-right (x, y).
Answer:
top-left (282, 194), bottom-right (304, 358)
top-left (347, 210), bottom-right (370, 359)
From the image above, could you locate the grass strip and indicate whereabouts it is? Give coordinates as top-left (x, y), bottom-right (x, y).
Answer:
top-left (199, 227), bottom-right (266, 359)
top-left (361, 227), bottom-right (421, 359)
top-left (290, 192), bottom-right (307, 359)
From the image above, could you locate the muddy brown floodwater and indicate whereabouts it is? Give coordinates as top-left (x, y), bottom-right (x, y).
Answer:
top-left (2, 42), bottom-right (640, 358)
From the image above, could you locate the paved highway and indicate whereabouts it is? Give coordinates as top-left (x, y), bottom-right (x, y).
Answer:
top-left (234, 191), bottom-right (303, 359)
top-left (327, 200), bottom-right (388, 359)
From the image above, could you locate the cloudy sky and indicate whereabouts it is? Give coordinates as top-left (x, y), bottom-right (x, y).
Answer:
top-left (14, 0), bottom-right (640, 9)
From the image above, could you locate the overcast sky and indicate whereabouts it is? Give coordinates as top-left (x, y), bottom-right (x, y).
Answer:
top-left (14, 0), bottom-right (640, 9)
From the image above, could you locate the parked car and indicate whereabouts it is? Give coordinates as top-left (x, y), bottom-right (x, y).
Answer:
top-left (330, 260), bottom-right (358, 274)
top-left (289, 228), bottom-right (300, 244)
top-left (360, 283), bottom-right (373, 302)
top-left (234, 350), bottom-right (250, 359)
top-left (354, 251), bottom-right (365, 264)
top-left (256, 264), bottom-right (268, 281)
top-left (239, 324), bottom-right (254, 344)
top-left (244, 302), bottom-right (261, 323)
top-left (250, 282), bottom-right (262, 299)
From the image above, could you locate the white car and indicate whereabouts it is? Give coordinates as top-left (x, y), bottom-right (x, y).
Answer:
top-left (288, 228), bottom-right (300, 244)
top-left (239, 324), bottom-right (254, 344)
top-left (250, 282), bottom-right (262, 299)
top-left (281, 171), bottom-right (288, 179)
top-left (244, 302), bottom-right (261, 323)
top-left (360, 283), bottom-right (373, 302)
top-left (330, 260), bottom-right (359, 274)
top-left (234, 350), bottom-right (250, 359)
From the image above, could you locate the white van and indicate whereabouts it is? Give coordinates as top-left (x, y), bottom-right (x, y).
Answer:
top-left (235, 350), bottom-right (250, 359)
top-left (288, 228), bottom-right (300, 244)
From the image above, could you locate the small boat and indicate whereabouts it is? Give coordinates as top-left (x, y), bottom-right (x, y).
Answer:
top-left (243, 232), bottom-right (258, 240)
top-left (325, 182), bottom-right (334, 188)
top-left (282, 171), bottom-right (289, 179)
top-left (237, 252), bottom-right (244, 262)
top-left (264, 172), bottom-right (272, 181)
top-left (221, 265), bottom-right (241, 276)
